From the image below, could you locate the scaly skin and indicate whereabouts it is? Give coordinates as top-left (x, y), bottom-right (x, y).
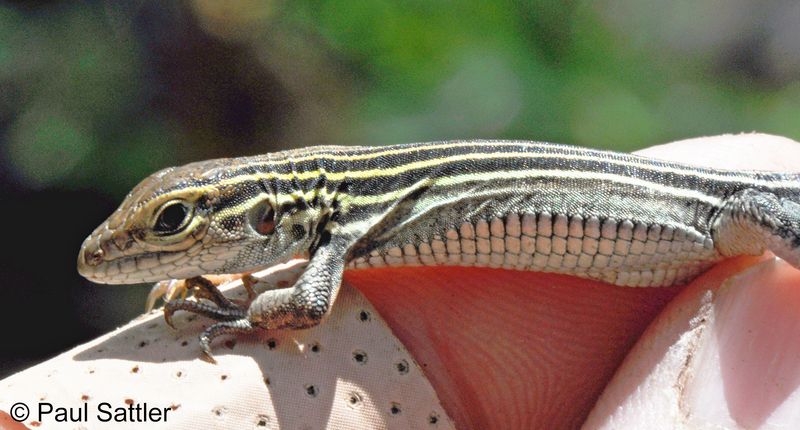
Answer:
top-left (77, 141), bottom-right (800, 360)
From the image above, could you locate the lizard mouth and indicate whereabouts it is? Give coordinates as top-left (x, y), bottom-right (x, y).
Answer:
top-left (77, 250), bottom-right (184, 284)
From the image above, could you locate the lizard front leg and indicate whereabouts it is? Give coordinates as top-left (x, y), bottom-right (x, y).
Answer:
top-left (187, 239), bottom-right (349, 362)
top-left (248, 241), bottom-right (348, 330)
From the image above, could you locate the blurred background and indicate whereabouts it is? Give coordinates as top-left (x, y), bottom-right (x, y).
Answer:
top-left (1, 0), bottom-right (799, 378)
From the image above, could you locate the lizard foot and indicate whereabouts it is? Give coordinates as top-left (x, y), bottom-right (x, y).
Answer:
top-left (147, 274), bottom-right (254, 311)
top-left (163, 298), bottom-right (247, 329)
top-left (162, 276), bottom-right (265, 363)
top-left (163, 276), bottom-right (249, 327)
top-left (148, 273), bottom-right (268, 311)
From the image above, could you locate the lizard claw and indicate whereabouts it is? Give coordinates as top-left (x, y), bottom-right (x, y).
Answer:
top-left (157, 275), bottom-right (261, 360)
top-left (147, 279), bottom-right (187, 312)
top-left (200, 348), bottom-right (217, 365)
top-left (161, 276), bottom-right (245, 330)
top-left (163, 301), bottom-right (181, 329)
top-left (199, 318), bottom-right (254, 364)
top-left (163, 299), bottom-right (248, 328)
top-left (147, 274), bottom-right (249, 312)
top-left (242, 274), bottom-right (259, 300)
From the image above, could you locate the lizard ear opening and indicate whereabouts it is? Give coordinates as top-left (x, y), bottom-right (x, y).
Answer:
top-left (249, 200), bottom-right (276, 235)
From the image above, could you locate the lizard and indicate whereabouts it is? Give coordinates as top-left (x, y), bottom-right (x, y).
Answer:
top-left (77, 140), bottom-right (800, 361)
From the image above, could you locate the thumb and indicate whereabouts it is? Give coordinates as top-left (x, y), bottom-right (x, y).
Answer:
top-left (584, 256), bottom-right (800, 429)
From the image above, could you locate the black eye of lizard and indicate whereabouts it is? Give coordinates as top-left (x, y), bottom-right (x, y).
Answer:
top-left (154, 201), bottom-right (191, 234)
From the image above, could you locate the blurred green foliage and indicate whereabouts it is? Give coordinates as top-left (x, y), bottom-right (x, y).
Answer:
top-left (2, 0), bottom-right (799, 197)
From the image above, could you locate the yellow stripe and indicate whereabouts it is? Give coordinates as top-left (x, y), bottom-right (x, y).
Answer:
top-left (340, 169), bottom-right (724, 206)
top-left (165, 144), bottom-right (798, 217)
top-left (252, 141), bottom-right (535, 165)
top-left (245, 141), bottom-right (798, 188)
top-left (217, 188), bottom-right (340, 221)
top-left (216, 167), bottom-right (724, 224)
top-left (215, 150), bottom-right (798, 189)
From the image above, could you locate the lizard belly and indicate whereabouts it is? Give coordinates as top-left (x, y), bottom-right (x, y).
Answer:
top-left (345, 211), bottom-right (722, 287)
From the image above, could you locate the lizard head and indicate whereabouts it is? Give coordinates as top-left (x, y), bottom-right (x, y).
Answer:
top-left (78, 156), bottom-right (322, 284)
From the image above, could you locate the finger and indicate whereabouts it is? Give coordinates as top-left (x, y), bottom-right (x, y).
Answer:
top-left (634, 133), bottom-right (800, 170)
top-left (584, 255), bottom-right (800, 429)
top-left (0, 410), bottom-right (30, 430)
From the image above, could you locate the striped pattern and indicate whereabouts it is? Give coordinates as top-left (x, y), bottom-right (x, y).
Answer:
top-left (80, 140), bottom-right (800, 287)
top-left (77, 140), bottom-right (800, 359)
top-left (167, 140), bottom-right (798, 228)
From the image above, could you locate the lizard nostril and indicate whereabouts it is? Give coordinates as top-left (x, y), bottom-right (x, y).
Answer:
top-left (84, 248), bottom-right (104, 266)
top-left (112, 231), bottom-right (132, 251)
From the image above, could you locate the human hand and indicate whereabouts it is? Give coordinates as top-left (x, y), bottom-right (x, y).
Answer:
top-left (4, 134), bottom-right (798, 430)
top-left (352, 133), bottom-right (800, 429)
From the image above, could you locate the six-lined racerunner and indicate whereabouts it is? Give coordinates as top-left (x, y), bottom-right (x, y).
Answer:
top-left (77, 140), bottom-right (800, 361)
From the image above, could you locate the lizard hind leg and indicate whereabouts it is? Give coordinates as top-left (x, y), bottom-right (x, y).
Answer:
top-left (712, 189), bottom-right (800, 268)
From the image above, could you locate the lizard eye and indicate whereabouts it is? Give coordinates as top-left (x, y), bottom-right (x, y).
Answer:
top-left (153, 201), bottom-right (192, 234)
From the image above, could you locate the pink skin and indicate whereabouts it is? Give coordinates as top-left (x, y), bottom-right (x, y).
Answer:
top-left (351, 134), bottom-right (800, 429)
